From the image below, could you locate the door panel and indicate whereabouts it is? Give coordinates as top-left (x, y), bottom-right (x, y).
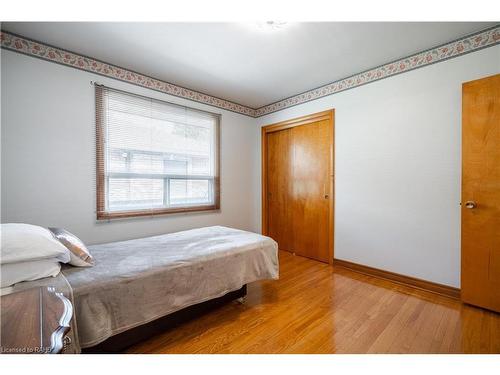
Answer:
top-left (291, 120), bottom-right (331, 262)
top-left (461, 74), bottom-right (500, 312)
top-left (267, 129), bottom-right (293, 252)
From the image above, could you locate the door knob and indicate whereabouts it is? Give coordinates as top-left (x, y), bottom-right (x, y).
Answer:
top-left (464, 201), bottom-right (477, 209)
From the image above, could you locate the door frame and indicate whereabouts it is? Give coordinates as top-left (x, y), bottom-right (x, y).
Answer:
top-left (261, 109), bottom-right (335, 264)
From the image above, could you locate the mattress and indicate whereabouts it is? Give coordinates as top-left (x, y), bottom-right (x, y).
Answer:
top-left (61, 226), bottom-right (279, 348)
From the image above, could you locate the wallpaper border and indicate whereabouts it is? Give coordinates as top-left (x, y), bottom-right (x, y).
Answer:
top-left (0, 30), bottom-right (256, 117)
top-left (1, 25), bottom-right (499, 118)
top-left (255, 24), bottom-right (500, 117)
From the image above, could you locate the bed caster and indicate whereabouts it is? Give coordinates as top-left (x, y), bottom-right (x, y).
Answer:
top-left (236, 296), bottom-right (247, 304)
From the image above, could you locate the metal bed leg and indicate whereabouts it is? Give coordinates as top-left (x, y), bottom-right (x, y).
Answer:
top-left (236, 296), bottom-right (246, 304)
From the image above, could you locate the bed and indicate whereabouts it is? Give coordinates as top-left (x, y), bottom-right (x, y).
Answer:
top-left (57, 226), bottom-right (278, 352)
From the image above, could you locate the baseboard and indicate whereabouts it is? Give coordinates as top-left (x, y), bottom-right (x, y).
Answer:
top-left (332, 258), bottom-right (461, 300)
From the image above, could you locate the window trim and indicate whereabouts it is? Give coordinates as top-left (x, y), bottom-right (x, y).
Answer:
top-left (95, 84), bottom-right (221, 220)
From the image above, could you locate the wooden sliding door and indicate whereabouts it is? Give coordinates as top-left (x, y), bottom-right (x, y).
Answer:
top-left (262, 110), bottom-right (334, 264)
top-left (267, 129), bottom-right (293, 252)
top-left (461, 74), bottom-right (500, 313)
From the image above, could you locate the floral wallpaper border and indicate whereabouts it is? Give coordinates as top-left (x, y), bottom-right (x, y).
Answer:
top-left (1, 25), bottom-right (499, 118)
top-left (0, 30), bottom-right (256, 117)
top-left (255, 25), bottom-right (500, 117)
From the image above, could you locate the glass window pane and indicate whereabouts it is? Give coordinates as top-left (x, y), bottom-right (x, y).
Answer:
top-left (108, 149), bottom-right (129, 173)
top-left (164, 158), bottom-right (188, 175)
top-left (108, 178), bottom-right (164, 211)
top-left (169, 179), bottom-right (211, 206)
top-left (129, 152), bottom-right (163, 174)
top-left (190, 157), bottom-right (210, 175)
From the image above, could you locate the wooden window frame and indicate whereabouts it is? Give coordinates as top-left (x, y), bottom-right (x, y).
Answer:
top-left (95, 85), bottom-right (221, 220)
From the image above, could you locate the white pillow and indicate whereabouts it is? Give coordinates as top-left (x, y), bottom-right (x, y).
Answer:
top-left (0, 259), bottom-right (61, 288)
top-left (0, 223), bottom-right (70, 264)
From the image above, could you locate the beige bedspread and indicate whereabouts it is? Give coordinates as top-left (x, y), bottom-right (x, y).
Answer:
top-left (61, 226), bottom-right (279, 348)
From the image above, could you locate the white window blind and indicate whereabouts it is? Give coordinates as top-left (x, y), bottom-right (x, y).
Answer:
top-left (95, 85), bottom-right (220, 219)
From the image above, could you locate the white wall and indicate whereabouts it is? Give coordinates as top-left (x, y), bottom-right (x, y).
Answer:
top-left (1, 50), bottom-right (260, 245)
top-left (257, 45), bottom-right (500, 288)
top-left (2, 45), bottom-right (499, 288)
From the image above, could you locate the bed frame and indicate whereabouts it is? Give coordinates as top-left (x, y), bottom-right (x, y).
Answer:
top-left (82, 284), bottom-right (247, 353)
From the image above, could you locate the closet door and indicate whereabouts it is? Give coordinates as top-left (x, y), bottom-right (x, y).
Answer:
top-left (290, 119), bottom-right (332, 263)
top-left (266, 128), bottom-right (293, 252)
top-left (263, 110), bottom-right (334, 264)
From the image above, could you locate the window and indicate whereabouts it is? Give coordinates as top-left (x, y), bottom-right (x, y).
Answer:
top-left (95, 85), bottom-right (220, 219)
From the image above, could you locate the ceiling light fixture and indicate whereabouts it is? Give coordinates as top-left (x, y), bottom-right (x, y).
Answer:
top-left (256, 21), bottom-right (288, 32)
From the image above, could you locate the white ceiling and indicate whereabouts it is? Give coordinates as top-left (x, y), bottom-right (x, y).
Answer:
top-left (2, 22), bottom-right (496, 108)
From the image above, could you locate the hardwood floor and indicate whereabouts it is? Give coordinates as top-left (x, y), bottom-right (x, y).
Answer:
top-left (127, 251), bottom-right (500, 354)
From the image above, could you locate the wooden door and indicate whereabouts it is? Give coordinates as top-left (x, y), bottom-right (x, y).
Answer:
top-left (290, 120), bottom-right (332, 262)
top-left (263, 110), bottom-right (334, 264)
top-left (267, 128), bottom-right (293, 252)
top-left (461, 74), bottom-right (500, 313)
